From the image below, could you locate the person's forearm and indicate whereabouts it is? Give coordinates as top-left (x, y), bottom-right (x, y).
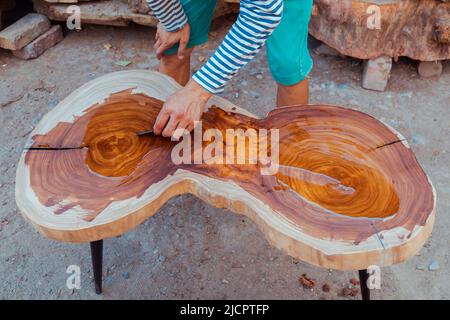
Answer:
top-left (193, 0), bottom-right (284, 94)
top-left (146, 0), bottom-right (188, 32)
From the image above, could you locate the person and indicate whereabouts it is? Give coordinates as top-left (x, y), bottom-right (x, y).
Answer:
top-left (146, 0), bottom-right (313, 139)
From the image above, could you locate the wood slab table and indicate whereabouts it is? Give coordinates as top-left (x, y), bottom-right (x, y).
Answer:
top-left (15, 70), bottom-right (436, 299)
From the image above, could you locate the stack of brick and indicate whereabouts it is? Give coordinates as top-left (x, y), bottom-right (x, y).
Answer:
top-left (0, 13), bottom-right (63, 60)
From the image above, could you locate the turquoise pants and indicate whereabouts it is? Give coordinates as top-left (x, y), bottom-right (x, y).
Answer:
top-left (165, 0), bottom-right (313, 86)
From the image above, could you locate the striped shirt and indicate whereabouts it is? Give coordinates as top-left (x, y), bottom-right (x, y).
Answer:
top-left (146, 0), bottom-right (283, 94)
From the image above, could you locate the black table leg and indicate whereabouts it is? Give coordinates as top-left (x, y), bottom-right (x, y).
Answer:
top-left (90, 240), bottom-right (103, 294)
top-left (358, 269), bottom-right (370, 300)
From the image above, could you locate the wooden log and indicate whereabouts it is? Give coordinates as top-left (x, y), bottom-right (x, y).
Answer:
top-left (34, 0), bottom-right (236, 28)
top-left (41, 1), bottom-right (152, 16)
top-left (15, 70), bottom-right (435, 271)
top-left (33, 0), bottom-right (157, 27)
top-left (309, 0), bottom-right (450, 61)
top-left (12, 25), bottom-right (63, 60)
top-left (0, 13), bottom-right (50, 50)
top-left (43, 1), bottom-right (96, 3)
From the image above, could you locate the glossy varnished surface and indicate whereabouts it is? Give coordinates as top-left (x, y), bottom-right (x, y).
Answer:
top-left (24, 90), bottom-right (433, 243)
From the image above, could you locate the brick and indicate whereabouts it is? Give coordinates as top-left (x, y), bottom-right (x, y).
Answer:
top-left (0, 13), bottom-right (50, 50)
top-left (12, 25), bottom-right (63, 60)
top-left (418, 61), bottom-right (443, 78)
top-left (362, 56), bottom-right (392, 92)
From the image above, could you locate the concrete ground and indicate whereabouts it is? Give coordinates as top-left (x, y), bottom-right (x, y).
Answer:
top-left (0, 17), bottom-right (449, 299)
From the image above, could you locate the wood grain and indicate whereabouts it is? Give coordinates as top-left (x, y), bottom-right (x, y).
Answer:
top-left (15, 70), bottom-right (436, 270)
top-left (309, 0), bottom-right (450, 61)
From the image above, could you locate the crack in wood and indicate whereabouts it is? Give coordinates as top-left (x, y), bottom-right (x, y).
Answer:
top-left (25, 146), bottom-right (88, 151)
top-left (370, 222), bottom-right (386, 250)
top-left (367, 139), bottom-right (407, 152)
top-left (376, 139), bottom-right (406, 149)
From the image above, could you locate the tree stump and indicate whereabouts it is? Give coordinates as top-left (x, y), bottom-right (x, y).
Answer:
top-left (310, 0), bottom-right (450, 61)
top-left (16, 70), bottom-right (435, 270)
top-left (310, 0), bottom-right (450, 90)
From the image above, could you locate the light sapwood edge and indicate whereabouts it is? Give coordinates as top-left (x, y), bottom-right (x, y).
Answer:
top-left (16, 168), bottom-right (435, 270)
top-left (15, 70), bottom-right (436, 270)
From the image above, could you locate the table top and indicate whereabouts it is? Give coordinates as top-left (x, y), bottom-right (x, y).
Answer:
top-left (15, 70), bottom-right (435, 270)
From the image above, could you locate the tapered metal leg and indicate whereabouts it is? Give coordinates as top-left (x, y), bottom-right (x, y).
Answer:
top-left (358, 269), bottom-right (370, 300)
top-left (90, 240), bottom-right (103, 294)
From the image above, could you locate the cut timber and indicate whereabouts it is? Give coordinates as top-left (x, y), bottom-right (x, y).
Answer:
top-left (34, 0), bottom-right (236, 28)
top-left (310, 0), bottom-right (450, 61)
top-left (43, 1), bottom-right (95, 3)
top-left (12, 25), bottom-right (63, 60)
top-left (0, 13), bottom-right (50, 50)
top-left (15, 70), bottom-right (435, 271)
top-left (53, 0), bottom-right (151, 15)
top-left (33, 0), bottom-right (157, 27)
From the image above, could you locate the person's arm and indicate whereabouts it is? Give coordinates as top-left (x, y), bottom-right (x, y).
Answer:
top-left (147, 0), bottom-right (191, 60)
top-left (154, 0), bottom-right (284, 138)
top-left (146, 0), bottom-right (188, 32)
top-left (193, 0), bottom-right (283, 94)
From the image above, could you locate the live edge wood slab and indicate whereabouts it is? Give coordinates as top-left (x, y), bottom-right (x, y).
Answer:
top-left (16, 70), bottom-right (435, 271)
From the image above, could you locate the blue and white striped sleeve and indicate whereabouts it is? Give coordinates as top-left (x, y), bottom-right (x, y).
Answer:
top-left (146, 0), bottom-right (188, 32)
top-left (193, 0), bottom-right (284, 94)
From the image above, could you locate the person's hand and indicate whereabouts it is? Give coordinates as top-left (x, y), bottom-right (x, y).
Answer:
top-left (154, 22), bottom-right (190, 60)
top-left (153, 79), bottom-right (212, 140)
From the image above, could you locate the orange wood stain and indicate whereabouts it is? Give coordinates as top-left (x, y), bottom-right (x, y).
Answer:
top-left (24, 90), bottom-right (433, 243)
